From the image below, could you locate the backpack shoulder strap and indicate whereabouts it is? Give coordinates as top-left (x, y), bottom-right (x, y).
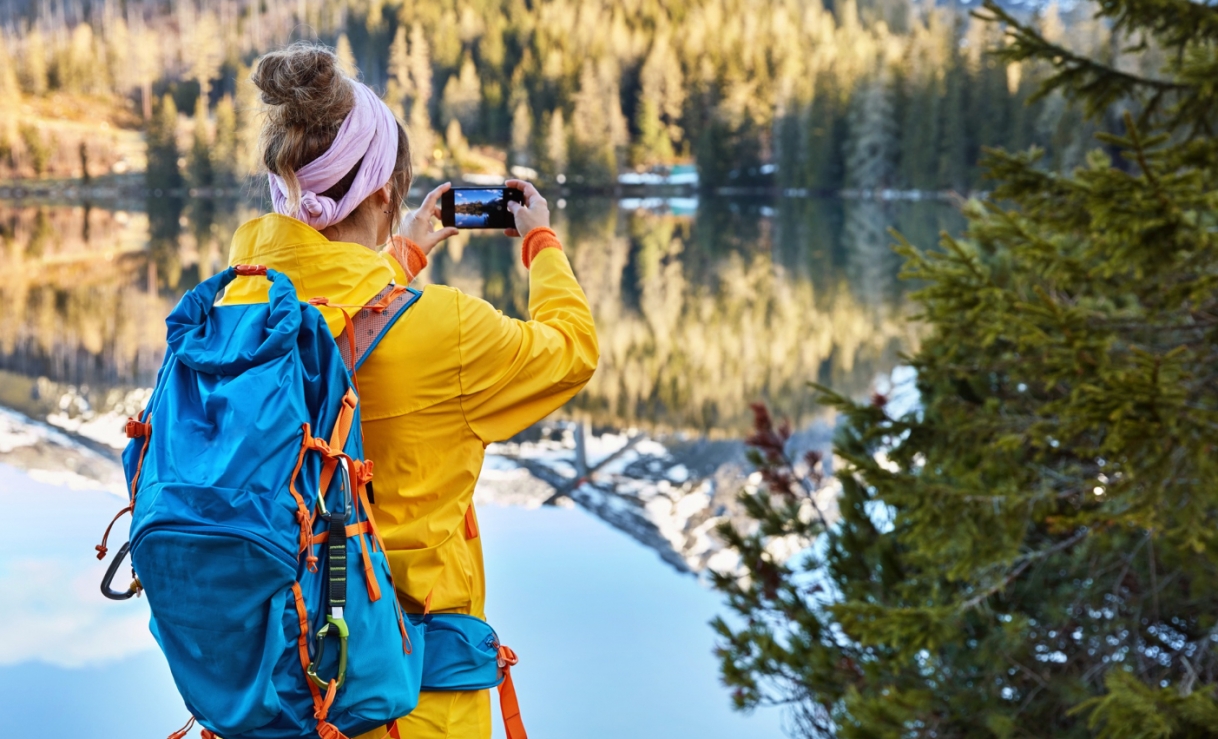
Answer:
top-left (336, 284), bottom-right (423, 373)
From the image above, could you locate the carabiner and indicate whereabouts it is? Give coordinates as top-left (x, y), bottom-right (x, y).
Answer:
top-left (306, 614), bottom-right (349, 689)
top-left (99, 541), bottom-right (142, 601)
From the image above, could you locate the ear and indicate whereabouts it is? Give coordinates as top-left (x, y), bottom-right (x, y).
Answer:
top-left (379, 181), bottom-right (393, 205)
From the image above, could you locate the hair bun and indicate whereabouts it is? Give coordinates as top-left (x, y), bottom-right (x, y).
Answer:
top-left (252, 42), bottom-right (353, 126)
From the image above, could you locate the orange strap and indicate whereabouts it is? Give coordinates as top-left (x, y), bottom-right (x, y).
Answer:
top-left (317, 389), bottom-right (359, 499)
top-left (96, 412), bottom-right (152, 559)
top-left (127, 414), bottom-right (153, 503)
top-left (367, 284), bottom-right (409, 313)
top-left (166, 715), bottom-right (195, 739)
top-left (310, 520), bottom-right (373, 545)
top-left (289, 424), bottom-right (318, 569)
top-left (292, 582), bottom-right (350, 739)
top-left (376, 721), bottom-right (403, 739)
top-left (497, 646), bottom-right (528, 739)
top-left (355, 524), bottom-right (382, 602)
top-left (423, 590), bottom-right (433, 616)
top-left (309, 520), bottom-right (380, 600)
top-left (464, 505), bottom-right (479, 540)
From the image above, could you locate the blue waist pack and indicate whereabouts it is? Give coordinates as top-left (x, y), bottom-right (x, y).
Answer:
top-left (412, 613), bottom-right (526, 736)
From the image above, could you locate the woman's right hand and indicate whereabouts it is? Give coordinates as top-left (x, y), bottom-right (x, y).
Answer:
top-left (504, 180), bottom-right (550, 237)
top-left (401, 182), bottom-right (459, 255)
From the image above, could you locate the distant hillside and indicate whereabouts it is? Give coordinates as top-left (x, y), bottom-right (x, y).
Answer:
top-left (0, 0), bottom-right (1144, 191)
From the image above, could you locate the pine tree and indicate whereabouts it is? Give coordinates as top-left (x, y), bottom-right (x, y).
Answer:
top-left (441, 54), bottom-right (482, 140)
top-left (844, 67), bottom-right (898, 191)
top-left (386, 25), bottom-right (411, 118)
top-left (186, 105), bottom-right (213, 190)
top-left (211, 95), bottom-right (239, 187)
top-left (541, 107), bottom-right (568, 180)
top-left (146, 94), bottom-right (183, 192)
top-left (509, 80), bottom-right (533, 168)
top-left (405, 24), bottom-right (435, 170)
top-left (632, 32), bottom-right (684, 168)
top-left (336, 34), bottom-right (357, 79)
top-left (569, 57), bottom-right (626, 185)
top-left (712, 1), bottom-right (1218, 736)
top-left (20, 29), bottom-right (48, 96)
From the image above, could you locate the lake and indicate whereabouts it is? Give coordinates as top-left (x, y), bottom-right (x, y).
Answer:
top-left (0, 191), bottom-right (960, 738)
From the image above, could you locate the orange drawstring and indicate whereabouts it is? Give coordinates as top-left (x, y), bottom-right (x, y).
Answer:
top-left (98, 413), bottom-right (152, 558)
top-left (95, 504), bottom-right (133, 560)
top-left (166, 715), bottom-right (195, 739)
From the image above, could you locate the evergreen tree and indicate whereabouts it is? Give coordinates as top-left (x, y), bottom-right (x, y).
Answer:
top-left (844, 67), bottom-right (898, 191)
top-left (186, 105), bottom-right (213, 191)
top-left (405, 23), bottom-right (435, 170)
top-left (386, 25), bottom-right (411, 118)
top-left (632, 32), bottom-right (684, 168)
top-left (336, 34), bottom-right (358, 79)
top-left (211, 95), bottom-right (239, 187)
top-left (20, 29), bottom-right (48, 96)
top-left (146, 94), bottom-right (183, 192)
top-left (509, 79), bottom-right (534, 167)
top-left (441, 53), bottom-right (482, 139)
top-left (541, 107), bottom-right (568, 180)
top-left (938, 36), bottom-right (971, 192)
top-left (804, 73), bottom-right (849, 192)
top-left (569, 57), bottom-right (626, 185)
top-left (712, 2), bottom-right (1218, 737)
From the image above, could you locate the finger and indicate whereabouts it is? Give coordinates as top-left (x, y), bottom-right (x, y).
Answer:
top-left (505, 179), bottom-right (542, 205)
top-left (422, 227), bottom-right (459, 248)
top-left (420, 182), bottom-right (451, 212)
top-left (503, 228), bottom-right (521, 237)
top-left (507, 201), bottom-right (523, 214)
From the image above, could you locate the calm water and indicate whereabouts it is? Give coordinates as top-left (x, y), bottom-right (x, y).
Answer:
top-left (0, 193), bottom-right (960, 738)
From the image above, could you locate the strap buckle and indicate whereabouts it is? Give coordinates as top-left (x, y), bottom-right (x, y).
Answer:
top-left (497, 645), bottom-right (519, 669)
top-left (124, 417), bottom-right (150, 438)
top-left (306, 615), bottom-right (349, 689)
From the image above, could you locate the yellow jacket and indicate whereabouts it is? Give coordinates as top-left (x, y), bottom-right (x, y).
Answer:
top-left (223, 214), bottom-right (598, 738)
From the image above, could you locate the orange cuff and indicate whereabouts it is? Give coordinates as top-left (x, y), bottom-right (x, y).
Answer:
top-left (387, 235), bottom-right (428, 281)
top-left (521, 227), bottom-right (562, 269)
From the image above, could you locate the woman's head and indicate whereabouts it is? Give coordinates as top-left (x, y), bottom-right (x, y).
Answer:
top-left (252, 42), bottom-right (410, 240)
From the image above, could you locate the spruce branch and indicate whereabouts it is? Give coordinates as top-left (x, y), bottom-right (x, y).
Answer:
top-left (977, 0), bottom-right (1188, 121)
top-left (959, 527), bottom-right (1091, 611)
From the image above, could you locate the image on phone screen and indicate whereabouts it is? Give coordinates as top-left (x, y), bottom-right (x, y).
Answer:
top-left (454, 189), bottom-right (508, 228)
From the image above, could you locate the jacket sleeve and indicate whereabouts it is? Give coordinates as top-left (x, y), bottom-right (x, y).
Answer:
top-left (457, 237), bottom-right (599, 443)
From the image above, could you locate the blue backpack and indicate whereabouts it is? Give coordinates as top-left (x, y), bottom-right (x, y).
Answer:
top-left (93, 265), bottom-right (528, 739)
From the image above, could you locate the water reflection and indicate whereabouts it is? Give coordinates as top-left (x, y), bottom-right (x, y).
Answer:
top-left (0, 194), bottom-right (958, 435)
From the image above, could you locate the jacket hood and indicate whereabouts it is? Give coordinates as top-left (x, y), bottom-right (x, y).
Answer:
top-left (222, 214), bottom-right (398, 337)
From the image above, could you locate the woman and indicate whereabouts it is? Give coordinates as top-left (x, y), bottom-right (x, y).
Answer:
top-left (224, 43), bottom-right (598, 739)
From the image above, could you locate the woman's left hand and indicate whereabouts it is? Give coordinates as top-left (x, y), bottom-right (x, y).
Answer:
top-left (400, 182), bottom-right (459, 255)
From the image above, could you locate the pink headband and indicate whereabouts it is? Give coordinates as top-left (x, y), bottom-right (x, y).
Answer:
top-left (268, 82), bottom-right (399, 230)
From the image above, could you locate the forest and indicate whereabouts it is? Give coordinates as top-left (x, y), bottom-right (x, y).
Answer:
top-left (0, 0), bottom-right (1149, 192)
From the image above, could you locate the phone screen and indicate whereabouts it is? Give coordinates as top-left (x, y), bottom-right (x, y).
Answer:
top-left (442, 187), bottom-right (523, 230)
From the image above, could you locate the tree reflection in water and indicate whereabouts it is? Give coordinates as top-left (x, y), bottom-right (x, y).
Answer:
top-left (0, 195), bottom-right (961, 435)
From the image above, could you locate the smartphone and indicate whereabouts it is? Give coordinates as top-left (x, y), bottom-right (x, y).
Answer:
top-left (441, 187), bottom-right (526, 230)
